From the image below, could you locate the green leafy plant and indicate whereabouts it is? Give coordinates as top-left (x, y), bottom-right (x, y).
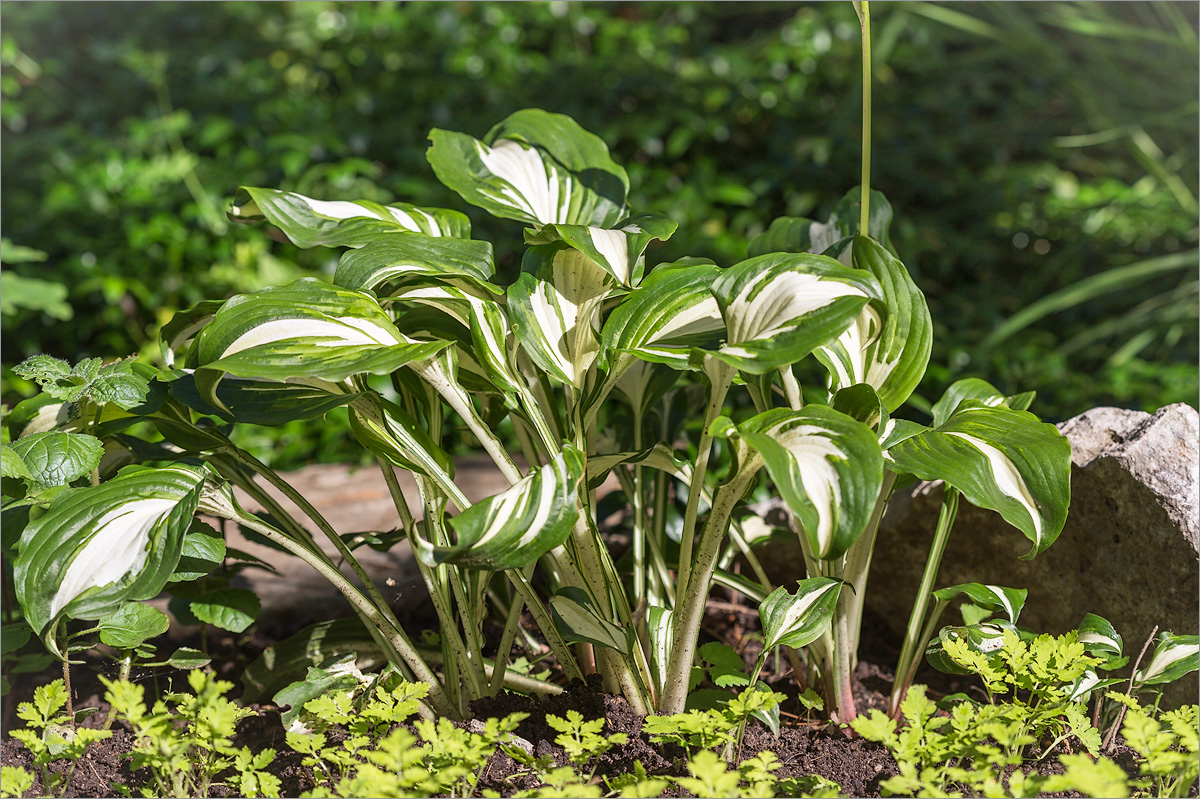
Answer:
top-left (1108, 692), bottom-right (1200, 798)
top-left (6, 679), bottom-right (112, 798)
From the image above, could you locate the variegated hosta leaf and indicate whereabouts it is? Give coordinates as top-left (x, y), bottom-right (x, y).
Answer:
top-left (739, 405), bottom-right (884, 561)
top-left (931, 377), bottom-right (1035, 428)
top-left (647, 605), bottom-right (674, 695)
top-left (886, 403), bottom-right (1071, 559)
top-left (814, 236), bottom-right (931, 412)
top-left (525, 213), bottom-right (679, 287)
top-left (169, 372), bottom-right (360, 427)
top-left (348, 395), bottom-right (456, 486)
top-left (417, 446), bottom-right (585, 570)
top-left (746, 188), bottom-right (895, 258)
top-left (925, 621), bottom-right (1018, 675)
top-left (1076, 613), bottom-right (1125, 666)
top-left (334, 234), bottom-right (499, 297)
top-left (1133, 632), bottom-right (1200, 686)
top-left (1067, 669), bottom-right (1124, 703)
top-left (585, 443), bottom-right (690, 491)
top-left (708, 252), bottom-right (879, 375)
top-left (390, 284), bottom-right (521, 396)
top-left (832, 383), bottom-right (889, 435)
top-left (160, 299), bottom-right (226, 369)
top-left (508, 244), bottom-right (611, 387)
top-left (599, 260), bottom-right (725, 374)
top-left (228, 186), bottom-right (470, 247)
top-left (427, 108), bottom-right (629, 228)
top-left (549, 586), bottom-right (632, 655)
top-left (192, 279), bottom-right (450, 406)
top-left (13, 464), bottom-right (206, 641)
top-left (758, 578), bottom-right (842, 651)
top-left (932, 583), bottom-right (1028, 625)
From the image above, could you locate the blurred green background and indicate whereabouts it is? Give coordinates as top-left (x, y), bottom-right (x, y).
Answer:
top-left (2, 1), bottom-right (1196, 467)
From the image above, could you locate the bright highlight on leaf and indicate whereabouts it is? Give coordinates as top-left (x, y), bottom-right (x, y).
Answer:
top-left (758, 578), bottom-right (842, 651)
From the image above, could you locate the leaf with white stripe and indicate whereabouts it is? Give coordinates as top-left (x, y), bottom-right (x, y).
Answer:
top-left (708, 252), bottom-right (879, 375)
top-left (1076, 613), bottom-right (1125, 666)
top-left (192, 279), bottom-right (450, 403)
top-left (931, 378), bottom-right (1035, 428)
top-left (932, 583), bottom-right (1028, 625)
top-left (814, 236), bottom-right (931, 412)
top-left (168, 372), bottom-right (359, 427)
top-left (417, 446), bottom-right (584, 570)
top-left (585, 444), bottom-right (690, 491)
top-left (526, 213), bottom-right (678, 287)
top-left (1133, 632), bottom-right (1199, 687)
top-left (334, 234), bottom-right (499, 296)
top-left (647, 606), bottom-right (674, 695)
top-left (739, 406), bottom-right (884, 561)
top-left (886, 403), bottom-right (1071, 559)
top-left (599, 260), bottom-right (725, 374)
top-left (228, 186), bottom-right (470, 247)
top-left (508, 244), bottom-right (611, 387)
top-left (925, 621), bottom-right (1018, 675)
top-left (348, 395), bottom-right (456, 486)
top-left (427, 109), bottom-right (629, 228)
top-left (747, 188), bottom-right (895, 258)
top-left (13, 464), bottom-right (205, 643)
top-left (758, 578), bottom-right (842, 651)
top-left (550, 587), bottom-right (632, 655)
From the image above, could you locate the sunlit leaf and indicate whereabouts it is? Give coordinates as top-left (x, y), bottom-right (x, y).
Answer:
top-left (758, 578), bottom-right (842, 650)
top-left (1134, 632), bottom-right (1199, 686)
top-left (932, 583), bottom-right (1028, 624)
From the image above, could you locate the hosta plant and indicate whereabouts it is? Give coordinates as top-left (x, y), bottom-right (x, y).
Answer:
top-left (3, 1), bottom-right (1073, 725)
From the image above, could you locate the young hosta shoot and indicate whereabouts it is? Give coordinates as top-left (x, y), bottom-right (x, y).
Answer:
top-left (1134, 632), bottom-right (1200, 688)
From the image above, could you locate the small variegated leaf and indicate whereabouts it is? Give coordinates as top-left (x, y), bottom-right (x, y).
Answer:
top-left (925, 621), bottom-right (1017, 675)
top-left (6, 432), bottom-right (103, 489)
top-left (746, 188), bottom-right (895, 258)
top-left (334, 234), bottom-right (498, 296)
top-left (13, 464), bottom-right (206, 639)
top-left (525, 213), bottom-right (678, 287)
top-left (1067, 669), bottom-right (1124, 703)
top-left (550, 586), bottom-right (632, 655)
top-left (159, 299), bottom-right (226, 369)
top-left (739, 405), bottom-right (884, 560)
top-left (417, 446), bottom-right (584, 570)
top-left (585, 444), bottom-right (690, 491)
top-left (1076, 613), bottom-right (1124, 664)
top-left (1133, 632), bottom-right (1199, 686)
top-left (932, 583), bottom-right (1028, 625)
top-left (758, 578), bottom-right (842, 651)
top-left (886, 403), bottom-right (1071, 559)
top-left (708, 252), bottom-right (879, 375)
top-left (646, 605), bottom-right (674, 695)
top-left (228, 186), bottom-right (470, 247)
top-left (814, 236), bottom-right (931, 412)
top-left (599, 260), bottom-right (725, 374)
top-left (427, 109), bottom-right (629, 228)
top-left (508, 244), bottom-right (610, 387)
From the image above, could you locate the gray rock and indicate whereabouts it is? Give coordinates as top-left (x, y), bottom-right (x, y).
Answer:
top-left (864, 403), bottom-right (1199, 706)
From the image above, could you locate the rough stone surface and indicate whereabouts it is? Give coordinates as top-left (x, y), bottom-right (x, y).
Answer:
top-left (863, 403), bottom-right (1199, 706)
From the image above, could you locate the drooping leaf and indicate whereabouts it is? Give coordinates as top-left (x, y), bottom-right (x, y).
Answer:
top-left (930, 377), bottom-right (1035, 428)
top-left (525, 212), bottom-right (678, 287)
top-left (168, 372), bottom-right (360, 427)
top-left (1133, 632), bottom-right (1199, 686)
top-left (758, 578), bottom-right (842, 650)
top-left (1076, 613), bottom-right (1125, 665)
top-left (13, 464), bottom-right (205, 640)
top-left (739, 406), bottom-right (884, 560)
top-left (190, 588), bottom-right (261, 633)
top-left (549, 586), bottom-right (631, 655)
top-left (707, 252), bottom-right (879, 374)
top-left (417, 446), bottom-right (584, 570)
top-left (228, 186), bottom-right (470, 247)
top-left (886, 403), bottom-right (1071, 559)
top-left (932, 583), bottom-right (1028, 625)
top-left (815, 236), bottom-right (931, 412)
top-left (427, 108), bottom-right (629, 228)
top-left (348, 395), bottom-right (456, 488)
top-left (98, 602), bottom-right (170, 649)
top-left (585, 444), bottom-right (689, 491)
top-left (334, 234), bottom-right (498, 295)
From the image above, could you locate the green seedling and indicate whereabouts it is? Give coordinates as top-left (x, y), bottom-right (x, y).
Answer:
top-left (6, 679), bottom-right (112, 798)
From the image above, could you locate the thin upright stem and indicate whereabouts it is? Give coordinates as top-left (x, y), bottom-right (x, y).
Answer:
top-left (859, 0), bottom-right (873, 234)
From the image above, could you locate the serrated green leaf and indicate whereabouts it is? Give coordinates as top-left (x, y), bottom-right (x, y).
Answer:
top-left (169, 521), bottom-right (226, 582)
top-left (190, 588), bottom-right (260, 633)
top-left (8, 432), bottom-right (103, 489)
top-left (98, 602), bottom-right (170, 649)
top-left (1, 445), bottom-right (33, 481)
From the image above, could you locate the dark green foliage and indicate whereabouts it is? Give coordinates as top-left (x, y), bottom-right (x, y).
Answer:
top-left (3, 2), bottom-right (1195, 468)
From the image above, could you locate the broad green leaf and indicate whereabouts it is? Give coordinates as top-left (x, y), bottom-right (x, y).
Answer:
top-left (747, 188), bottom-right (895, 258)
top-left (169, 521), bottom-right (226, 583)
top-left (13, 464), bottom-right (205, 640)
top-left (886, 403), bottom-right (1071, 558)
top-left (758, 578), bottom-right (842, 650)
top-left (417, 446), bottom-right (584, 570)
top-left (98, 602), bottom-right (170, 649)
top-left (932, 583), bottom-right (1028, 624)
top-left (525, 213), bottom-right (678, 287)
top-left (228, 186), bottom-right (470, 247)
top-left (168, 372), bottom-right (360, 427)
top-left (1, 621), bottom-right (32, 655)
top-left (192, 279), bottom-right (449, 408)
top-left (427, 108), bottom-right (629, 228)
top-left (7, 431), bottom-right (102, 489)
top-left (508, 244), bottom-right (611, 387)
top-left (190, 588), bottom-right (261, 633)
top-left (549, 586), bottom-right (631, 655)
top-left (739, 406), bottom-right (884, 560)
top-left (1076, 613), bottom-right (1124, 664)
top-left (334, 234), bottom-right (498, 295)
top-left (930, 377), bottom-right (1035, 428)
top-left (599, 260), bottom-right (725, 374)
top-left (815, 236), bottom-right (931, 411)
top-left (1134, 632), bottom-right (1199, 686)
top-left (832, 383), bottom-right (889, 434)
top-left (925, 621), bottom-right (1017, 675)
top-left (1, 445), bottom-right (33, 481)
top-left (707, 252), bottom-right (879, 375)
top-left (154, 647), bottom-right (211, 670)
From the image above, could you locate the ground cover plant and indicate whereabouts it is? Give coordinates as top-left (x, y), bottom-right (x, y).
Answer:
top-left (2, 2), bottom-right (1198, 797)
